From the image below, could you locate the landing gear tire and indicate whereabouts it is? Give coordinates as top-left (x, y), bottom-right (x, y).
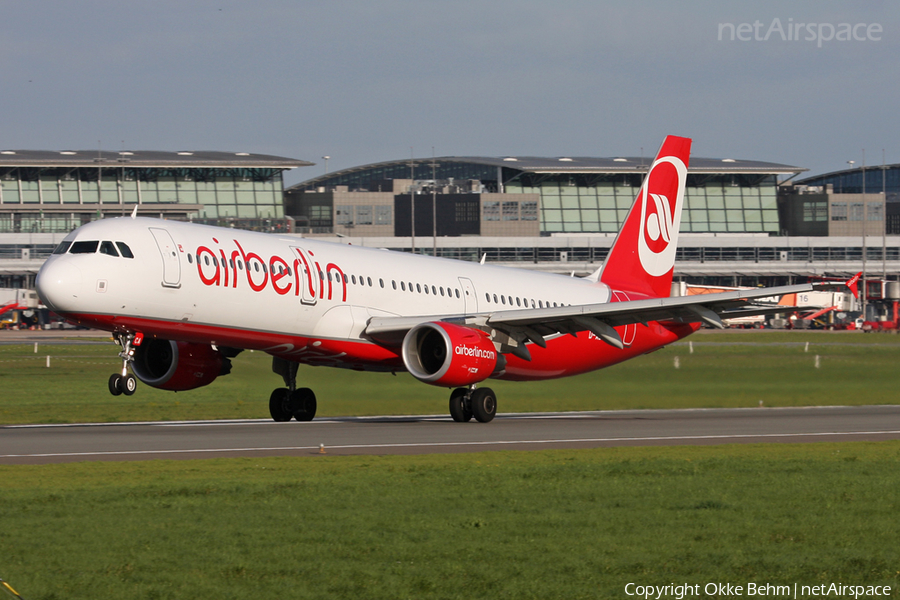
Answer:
top-left (269, 387), bottom-right (293, 422)
top-left (108, 374), bottom-right (123, 396)
top-left (470, 387), bottom-right (497, 423)
top-left (121, 374), bottom-right (137, 396)
top-left (449, 388), bottom-right (472, 422)
top-left (290, 387), bottom-right (317, 422)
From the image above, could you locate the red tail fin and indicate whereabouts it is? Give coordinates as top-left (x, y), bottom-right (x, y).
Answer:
top-left (846, 272), bottom-right (862, 299)
top-left (599, 135), bottom-right (691, 298)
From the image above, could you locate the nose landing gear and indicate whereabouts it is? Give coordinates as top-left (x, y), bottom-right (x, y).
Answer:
top-left (108, 332), bottom-right (139, 396)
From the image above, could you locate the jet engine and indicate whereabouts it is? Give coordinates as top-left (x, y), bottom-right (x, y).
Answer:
top-left (401, 322), bottom-right (502, 387)
top-left (132, 339), bottom-right (233, 391)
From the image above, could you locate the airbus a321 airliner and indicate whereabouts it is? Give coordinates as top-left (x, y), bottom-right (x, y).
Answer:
top-left (35, 136), bottom-right (811, 423)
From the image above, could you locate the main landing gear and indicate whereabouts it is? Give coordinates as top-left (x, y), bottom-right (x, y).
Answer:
top-left (108, 332), bottom-right (138, 397)
top-left (449, 386), bottom-right (497, 423)
top-left (270, 357), bottom-right (317, 422)
top-left (269, 387), bottom-right (317, 422)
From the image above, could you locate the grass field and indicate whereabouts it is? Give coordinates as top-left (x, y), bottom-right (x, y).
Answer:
top-left (2, 331), bottom-right (900, 424)
top-left (1, 331), bottom-right (899, 425)
top-left (0, 442), bottom-right (898, 599)
top-left (2, 332), bottom-right (898, 599)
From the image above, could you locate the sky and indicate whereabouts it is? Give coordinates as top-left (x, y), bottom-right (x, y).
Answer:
top-left (1, 1), bottom-right (897, 187)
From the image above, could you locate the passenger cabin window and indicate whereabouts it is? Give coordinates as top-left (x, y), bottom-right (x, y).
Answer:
top-left (69, 241), bottom-right (99, 254)
top-left (53, 241), bottom-right (72, 254)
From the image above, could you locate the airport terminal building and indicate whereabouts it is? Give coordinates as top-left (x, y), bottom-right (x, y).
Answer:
top-left (788, 163), bottom-right (900, 235)
top-left (282, 155), bottom-right (900, 288)
top-left (3, 148), bottom-right (900, 292)
top-left (0, 150), bottom-right (310, 233)
top-left (0, 150), bottom-right (309, 287)
top-left (286, 155), bottom-right (800, 237)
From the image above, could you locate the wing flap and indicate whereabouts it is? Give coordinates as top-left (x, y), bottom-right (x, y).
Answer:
top-left (364, 283), bottom-right (813, 348)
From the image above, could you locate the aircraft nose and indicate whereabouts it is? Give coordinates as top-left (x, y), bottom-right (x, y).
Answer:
top-left (36, 257), bottom-right (84, 313)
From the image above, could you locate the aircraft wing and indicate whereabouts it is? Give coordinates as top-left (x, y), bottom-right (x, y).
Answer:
top-left (365, 283), bottom-right (813, 352)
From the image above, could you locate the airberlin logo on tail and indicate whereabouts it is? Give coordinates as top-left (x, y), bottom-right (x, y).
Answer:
top-left (637, 155), bottom-right (688, 277)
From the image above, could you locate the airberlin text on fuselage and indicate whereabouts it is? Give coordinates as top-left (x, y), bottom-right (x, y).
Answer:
top-left (193, 238), bottom-right (347, 302)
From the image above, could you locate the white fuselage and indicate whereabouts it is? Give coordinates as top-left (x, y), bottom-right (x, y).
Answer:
top-left (38, 218), bottom-right (613, 368)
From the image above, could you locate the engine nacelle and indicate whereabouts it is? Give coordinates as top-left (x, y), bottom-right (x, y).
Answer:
top-left (401, 322), bottom-right (500, 387)
top-left (132, 339), bottom-right (229, 391)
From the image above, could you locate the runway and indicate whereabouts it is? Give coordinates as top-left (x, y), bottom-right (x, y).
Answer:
top-left (2, 405), bottom-right (899, 464)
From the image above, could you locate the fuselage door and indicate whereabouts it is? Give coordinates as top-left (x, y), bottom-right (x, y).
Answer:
top-left (291, 246), bottom-right (318, 305)
top-left (458, 277), bottom-right (477, 315)
top-left (149, 227), bottom-right (181, 289)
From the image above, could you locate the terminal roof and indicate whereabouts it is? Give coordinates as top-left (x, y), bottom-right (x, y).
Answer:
top-left (294, 155), bottom-right (806, 189)
top-left (440, 156), bottom-right (804, 174)
top-left (0, 150), bottom-right (312, 169)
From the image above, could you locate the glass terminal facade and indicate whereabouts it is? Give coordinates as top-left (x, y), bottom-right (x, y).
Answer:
top-left (797, 164), bottom-right (900, 199)
top-left (295, 158), bottom-right (790, 236)
top-left (0, 151), bottom-right (309, 233)
top-left (505, 174), bottom-right (779, 234)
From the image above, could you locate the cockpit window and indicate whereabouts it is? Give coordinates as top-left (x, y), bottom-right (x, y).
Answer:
top-left (99, 241), bottom-right (119, 257)
top-left (52, 241), bottom-right (72, 255)
top-left (69, 241), bottom-right (99, 254)
top-left (116, 242), bottom-right (134, 259)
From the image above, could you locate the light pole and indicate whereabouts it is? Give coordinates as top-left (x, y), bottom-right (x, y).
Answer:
top-left (860, 153), bottom-right (868, 320)
top-left (847, 160), bottom-right (864, 316)
top-left (882, 149), bottom-right (887, 280)
top-left (408, 148), bottom-right (416, 253)
top-left (430, 148), bottom-right (440, 256)
top-left (322, 156), bottom-right (330, 176)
